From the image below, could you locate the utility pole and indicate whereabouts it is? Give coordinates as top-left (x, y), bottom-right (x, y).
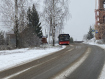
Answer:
top-left (15, 0), bottom-right (19, 48)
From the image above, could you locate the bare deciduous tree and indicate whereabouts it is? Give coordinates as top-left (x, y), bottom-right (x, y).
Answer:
top-left (0, 0), bottom-right (15, 28)
top-left (43, 0), bottom-right (69, 46)
top-left (0, 0), bottom-right (27, 48)
top-left (0, 0), bottom-right (41, 48)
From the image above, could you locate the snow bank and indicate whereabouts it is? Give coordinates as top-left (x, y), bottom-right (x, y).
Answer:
top-left (0, 45), bottom-right (66, 72)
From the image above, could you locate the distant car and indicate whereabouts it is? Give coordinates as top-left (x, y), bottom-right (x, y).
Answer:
top-left (58, 34), bottom-right (70, 45)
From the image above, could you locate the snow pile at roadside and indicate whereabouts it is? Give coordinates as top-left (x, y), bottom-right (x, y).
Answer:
top-left (0, 45), bottom-right (66, 72)
top-left (83, 38), bottom-right (105, 49)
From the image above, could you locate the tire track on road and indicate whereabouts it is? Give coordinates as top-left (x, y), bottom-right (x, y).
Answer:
top-left (52, 47), bottom-right (91, 79)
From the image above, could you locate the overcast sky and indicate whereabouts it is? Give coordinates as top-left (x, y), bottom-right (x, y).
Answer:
top-left (0, 0), bottom-right (95, 41)
top-left (64, 0), bottom-right (95, 41)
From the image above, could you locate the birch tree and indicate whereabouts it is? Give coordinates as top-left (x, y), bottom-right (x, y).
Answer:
top-left (43, 0), bottom-right (69, 46)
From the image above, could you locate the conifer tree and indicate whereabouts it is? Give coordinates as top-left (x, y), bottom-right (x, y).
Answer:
top-left (32, 4), bottom-right (39, 28)
top-left (36, 23), bottom-right (43, 38)
top-left (87, 26), bottom-right (94, 40)
top-left (27, 4), bottom-right (43, 38)
top-left (27, 7), bottom-right (32, 26)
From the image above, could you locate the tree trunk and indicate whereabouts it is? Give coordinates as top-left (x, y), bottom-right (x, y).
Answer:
top-left (52, 0), bottom-right (55, 46)
top-left (15, 0), bottom-right (19, 48)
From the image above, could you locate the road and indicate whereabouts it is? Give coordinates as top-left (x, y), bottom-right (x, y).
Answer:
top-left (0, 43), bottom-right (105, 79)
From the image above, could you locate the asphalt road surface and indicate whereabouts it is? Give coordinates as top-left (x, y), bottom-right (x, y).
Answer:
top-left (66, 44), bottom-right (105, 79)
top-left (0, 43), bottom-right (105, 79)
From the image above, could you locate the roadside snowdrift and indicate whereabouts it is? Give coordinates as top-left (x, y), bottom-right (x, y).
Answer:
top-left (0, 45), bottom-right (66, 72)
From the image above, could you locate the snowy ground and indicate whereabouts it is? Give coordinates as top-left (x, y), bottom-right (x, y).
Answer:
top-left (0, 45), bottom-right (66, 72)
top-left (0, 41), bottom-right (105, 79)
top-left (84, 39), bottom-right (105, 79)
